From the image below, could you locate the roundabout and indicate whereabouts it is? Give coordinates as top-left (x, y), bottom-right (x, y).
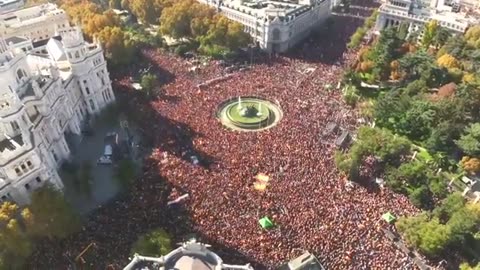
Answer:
top-left (217, 96), bottom-right (283, 131)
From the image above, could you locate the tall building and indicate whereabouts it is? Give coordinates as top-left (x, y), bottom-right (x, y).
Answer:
top-left (0, 5), bottom-right (115, 205)
top-left (375, 0), bottom-right (479, 34)
top-left (124, 239), bottom-right (254, 270)
top-left (199, 0), bottom-right (331, 53)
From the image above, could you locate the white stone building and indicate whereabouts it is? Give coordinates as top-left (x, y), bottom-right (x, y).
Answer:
top-left (0, 0), bottom-right (25, 13)
top-left (376, 0), bottom-right (479, 34)
top-left (0, 3), bottom-right (70, 41)
top-left (199, 0), bottom-right (331, 53)
top-left (0, 6), bottom-right (115, 205)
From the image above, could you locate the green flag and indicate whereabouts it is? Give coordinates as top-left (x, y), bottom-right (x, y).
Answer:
top-left (259, 216), bottom-right (274, 229)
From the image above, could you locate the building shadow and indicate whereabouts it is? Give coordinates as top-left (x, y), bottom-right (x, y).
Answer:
top-left (113, 79), bottom-right (215, 171)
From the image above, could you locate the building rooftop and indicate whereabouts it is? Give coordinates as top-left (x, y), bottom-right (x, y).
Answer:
top-left (0, 134), bottom-right (23, 152)
top-left (124, 240), bottom-right (253, 270)
top-left (0, 3), bottom-right (66, 28)
top-left (221, 0), bottom-right (322, 20)
top-left (4, 35), bottom-right (26, 45)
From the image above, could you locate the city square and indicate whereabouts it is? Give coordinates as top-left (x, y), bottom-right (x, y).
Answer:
top-left (0, 0), bottom-right (479, 269)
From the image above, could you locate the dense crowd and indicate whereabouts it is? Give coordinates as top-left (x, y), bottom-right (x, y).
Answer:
top-left (29, 2), bottom-right (426, 270)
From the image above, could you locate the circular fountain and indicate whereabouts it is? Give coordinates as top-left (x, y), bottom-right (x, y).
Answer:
top-left (217, 96), bottom-right (283, 131)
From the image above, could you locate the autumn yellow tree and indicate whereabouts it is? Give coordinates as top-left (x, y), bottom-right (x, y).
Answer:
top-left (462, 73), bottom-right (476, 84)
top-left (461, 156), bottom-right (480, 174)
top-left (437, 53), bottom-right (460, 69)
top-left (96, 26), bottom-right (136, 65)
top-left (0, 202), bottom-right (34, 268)
top-left (465, 25), bottom-right (480, 48)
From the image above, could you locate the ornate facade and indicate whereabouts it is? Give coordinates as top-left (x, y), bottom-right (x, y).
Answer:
top-left (199, 0), bottom-right (331, 53)
top-left (0, 5), bottom-right (115, 205)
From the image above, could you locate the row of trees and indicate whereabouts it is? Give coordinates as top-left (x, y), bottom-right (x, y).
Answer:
top-left (0, 186), bottom-right (79, 268)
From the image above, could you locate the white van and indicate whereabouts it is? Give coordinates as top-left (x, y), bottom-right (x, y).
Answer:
top-left (104, 145), bottom-right (113, 157)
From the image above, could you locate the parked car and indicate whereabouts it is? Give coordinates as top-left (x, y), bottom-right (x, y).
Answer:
top-left (97, 155), bottom-right (112, 165)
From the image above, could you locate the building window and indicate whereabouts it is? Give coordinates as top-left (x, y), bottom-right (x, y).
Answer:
top-left (15, 168), bottom-right (21, 176)
top-left (26, 160), bottom-right (32, 168)
top-left (89, 99), bottom-right (95, 110)
top-left (20, 164), bottom-right (26, 171)
top-left (25, 183), bottom-right (30, 190)
top-left (16, 69), bottom-right (26, 81)
top-left (35, 177), bottom-right (41, 183)
top-left (10, 121), bottom-right (20, 131)
top-left (75, 51), bottom-right (80, 58)
top-left (51, 150), bottom-right (58, 162)
top-left (85, 87), bottom-right (90, 95)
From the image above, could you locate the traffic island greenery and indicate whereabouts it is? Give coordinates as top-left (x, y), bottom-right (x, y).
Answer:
top-left (131, 228), bottom-right (172, 257)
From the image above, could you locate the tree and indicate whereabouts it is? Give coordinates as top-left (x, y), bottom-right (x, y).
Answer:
top-left (433, 27), bottom-right (451, 49)
top-left (95, 26), bottom-right (137, 66)
top-left (160, 0), bottom-right (206, 38)
top-left (422, 20), bottom-right (439, 48)
top-left (456, 123), bottom-right (480, 156)
top-left (460, 262), bottom-right (480, 270)
top-left (385, 160), bottom-right (428, 193)
top-left (336, 126), bottom-right (411, 181)
top-left (397, 213), bottom-right (452, 257)
top-left (465, 25), bottom-right (480, 48)
top-left (140, 73), bottom-right (158, 98)
top-left (399, 51), bottom-right (434, 82)
top-left (432, 192), bottom-right (466, 222)
top-left (347, 27), bottom-right (367, 49)
top-left (437, 53), bottom-right (460, 69)
top-left (28, 185), bottom-right (80, 239)
top-left (408, 185), bottom-right (431, 208)
top-left (461, 156), bottom-right (480, 174)
top-left (131, 228), bottom-right (172, 256)
top-left (447, 207), bottom-right (480, 244)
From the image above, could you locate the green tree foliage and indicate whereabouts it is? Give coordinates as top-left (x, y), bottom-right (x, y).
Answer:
top-left (370, 27), bottom-right (403, 80)
top-left (433, 27), bottom-right (451, 49)
top-left (96, 26), bottom-right (137, 66)
top-left (199, 15), bottom-right (250, 56)
top-left (422, 20), bottom-right (439, 48)
top-left (456, 123), bottom-right (480, 156)
top-left (28, 185), bottom-right (80, 239)
top-left (465, 25), bottom-right (480, 48)
top-left (335, 126), bottom-right (411, 181)
top-left (131, 228), bottom-right (172, 256)
top-left (460, 262), bottom-right (480, 270)
top-left (140, 73), bottom-right (158, 98)
top-left (384, 160), bottom-right (446, 208)
top-left (432, 193), bottom-right (466, 222)
top-left (347, 27), bottom-right (367, 49)
top-left (397, 213), bottom-right (452, 257)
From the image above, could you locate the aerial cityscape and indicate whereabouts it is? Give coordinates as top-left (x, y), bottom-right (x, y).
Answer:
top-left (0, 0), bottom-right (479, 269)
